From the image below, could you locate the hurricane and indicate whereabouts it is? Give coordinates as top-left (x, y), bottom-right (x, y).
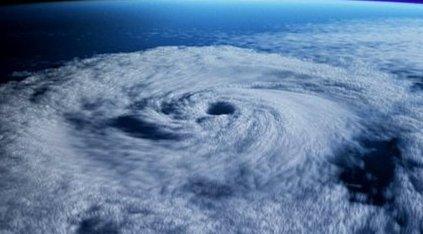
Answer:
top-left (1, 44), bottom-right (422, 233)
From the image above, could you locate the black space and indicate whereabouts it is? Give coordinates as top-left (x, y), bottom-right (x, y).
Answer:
top-left (0, 0), bottom-right (77, 6)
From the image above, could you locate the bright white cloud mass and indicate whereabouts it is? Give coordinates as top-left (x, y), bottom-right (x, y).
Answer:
top-left (1, 19), bottom-right (423, 233)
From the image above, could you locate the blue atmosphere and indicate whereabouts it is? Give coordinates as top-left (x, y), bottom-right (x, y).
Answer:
top-left (1, 0), bottom-right (422, 81)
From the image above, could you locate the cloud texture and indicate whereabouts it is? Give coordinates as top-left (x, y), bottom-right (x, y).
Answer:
top-left (0, 44), bottom-right (422, 233)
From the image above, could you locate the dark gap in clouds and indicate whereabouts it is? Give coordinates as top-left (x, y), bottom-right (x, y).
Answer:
top-left (77, 216), bottom-right (119, 234)
top-left (187, 177), bottom-right (234, 199)
top-left (411, 82), bottom-right (423, 92)
top-left (207, 101), bottom-right (236, 116)
top-left (29, 86), bottom-right (50, 103)
top-left (389, 68), bottom-right (423, 92)
top-left (110, 115), bottom-right (181, 141)
top-left (65, 113), bottom-right (97, 131)
top-left (338, 138), bottom-right (400, 206)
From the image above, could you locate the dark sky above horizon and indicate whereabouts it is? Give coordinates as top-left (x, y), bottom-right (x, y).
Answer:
top-left (1, 0), bottom-right (422, 83)
top-left (1, 0), bottom-right (423, 6)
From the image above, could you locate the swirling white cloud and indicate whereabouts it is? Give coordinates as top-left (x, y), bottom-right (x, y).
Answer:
top-left (1, 43), bottom-right (422, 233)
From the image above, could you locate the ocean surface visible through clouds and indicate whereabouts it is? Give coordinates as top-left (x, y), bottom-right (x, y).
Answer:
top-left (0, 1), bottom-right (423, 233)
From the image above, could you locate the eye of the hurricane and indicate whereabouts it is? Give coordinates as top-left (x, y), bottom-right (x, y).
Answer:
top-left (207, 101), bottom-right (236, 115)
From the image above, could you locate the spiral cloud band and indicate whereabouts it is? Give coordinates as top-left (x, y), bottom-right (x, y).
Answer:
top-left (0, 46), bottom-right (422, 233)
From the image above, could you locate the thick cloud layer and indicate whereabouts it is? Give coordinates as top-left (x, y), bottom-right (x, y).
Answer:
top-left (0, 46), bottom-right (422, 233)
top-left (222, 19), bottom-right (423, 79)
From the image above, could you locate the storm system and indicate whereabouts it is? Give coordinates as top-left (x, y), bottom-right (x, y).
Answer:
top-left (0, 1), bottom-right (423, 233)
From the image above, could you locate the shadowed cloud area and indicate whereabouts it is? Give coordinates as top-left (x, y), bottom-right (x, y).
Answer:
top-left (338, 138), bottom-right (400, 206)
top-left (110, 115), bottom-right (181, 141)
top-left (207, 102), bottom-right (236, 116)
